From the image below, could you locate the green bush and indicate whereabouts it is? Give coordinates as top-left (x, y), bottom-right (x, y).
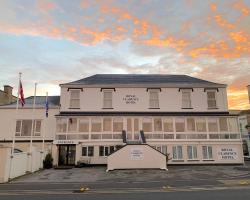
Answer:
top-left (43, 153), bottom-right (53, 169)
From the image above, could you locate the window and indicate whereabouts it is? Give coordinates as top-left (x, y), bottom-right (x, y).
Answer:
top-left (202, 146), bottom-right (213, 160)
top-left (68, 118), bottom-right (77, 132)
top-left (127, 118), bottom-right (132, 132)
top-left (103, 118), bottom-right (112, 131)
top-left (187, 118), bottom-right (195, 131)
top-left (219, 118), bottom-right (228, 132)
top-left (91, 118), bottom-right (102, 132)
top-left (207, 91), bottom-right (216, 109)
top-left (154, 118), bottom-right (162, 131)
top-left (56, 118), bottom-right (67, 133)
top-left (82, 146), bottom-right (94, 157)
top-left (134, 118), bottom-right (139, 132)
top-left (187, 146), bottom-right (198, 160)
top-left (208, 118), bottom-right (218, 132)
top-left (149, 90), bottom-right (159, 108)
top-left (163, 118), bottom-right (174, 132)
top-left (182, 90), bottom-right (191, 108)
top-left (34, 120), bottom-right (42, 136)
top-left (99, 146), bottom-right (115, 156)
top-left (16, 120), bottom-right (42, 136)
top-left (228, 118), bottom-right (238, 132)
top-left (113, 118), bottom-right (123, 132)
top-left (196, 118), bottom-right (206, 132)
top-left (79, 118), bottom-right (89, 132)
top-left (103, 90), bottom-right (112, 108)
top-left (21, 120), bottom-right (32, 136)
top-left (69, 89), bottom-right (80, 108)
top-left (175, 118), bottom-right (185, 132)
top-left (172, 146), bottom-right (183, 160)
top-left (143, 118), bottom-right (152, 132)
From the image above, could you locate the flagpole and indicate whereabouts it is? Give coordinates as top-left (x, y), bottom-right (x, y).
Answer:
top-left (42, 92), bottom-right (48, 158)
top-left (29, 82), bottom-right (37, 172)
top-left (9, 72), bottom-right (21, 180)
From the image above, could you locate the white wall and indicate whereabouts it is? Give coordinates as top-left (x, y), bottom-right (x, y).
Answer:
top-left (0, 108), bottom-right (59, 141)
top-left (60, 87), bottom-right (228, 112)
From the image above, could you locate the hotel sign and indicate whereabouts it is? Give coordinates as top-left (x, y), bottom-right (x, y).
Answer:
top-left (53, 140), bottom-right (79, 145)
top-left (130, 148), bottom-right (143, 160)
top-left (123, 95), bottom-right (139, 104)
top-left (218, 148), bottom-right (238, 160)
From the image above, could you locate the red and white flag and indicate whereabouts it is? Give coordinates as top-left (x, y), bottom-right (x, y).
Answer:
top-left (19, 80), bottom-right (25, 106)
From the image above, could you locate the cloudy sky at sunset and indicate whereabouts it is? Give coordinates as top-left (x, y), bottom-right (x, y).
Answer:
top-left (0, 0), bottom-right (249, 109)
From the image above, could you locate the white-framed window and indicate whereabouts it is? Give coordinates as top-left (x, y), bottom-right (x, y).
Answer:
top-left (152, 145), bottom-right (167, 155)
top-left (228, 118), bottom-right (238, 132)
top-left (196, 118), bottom-right (206, 132)
top-left (219, 117), bottom-right (228, 132)
top-left (202, 146), bottom-right (213, 160)
top-left (99, 146), bottom-right (115, 156)
top-left (187, 118), bottom-right (195, 131)
top-left (207, 91), bottom-right (217, 109)
top-left (68, 118), bottom-right (77, 132)
top-left (103, 118), bottom-right (112, 132)
top-left (187, 146), bottom-right (198, 160)
top-left (103, 90), bottom-right (113, 109)
top-left (113, 117), bottom-right (123, 132)
top-left (175, 118), bottom-right (185, 132)
top-left (182, 90), bottom-right (192, 108)
top-left (91, 118), bottom-right (102, 132)
top-left (149, 90), bottom-right (159, 108)
top-left (56, 118), bottom-right (67, 133)
top-left (163, 118), bottom-right (174, 132)
top-left (154, 118), bottom-right (162, 131)
top-left (172, 146), bottom-right (183, 160)
top-left (69, 89), bottom-right (80, 108)
top-left (142, 118), bottom-right (152, 132)
top-left (82, 146), bottom-right (94, 157)
top-left (15, 120), bottom-right (42, 136)
top-left (79, 118), bottom-right (89, 132)
top-left (208, 118), bottom-right (218, 132)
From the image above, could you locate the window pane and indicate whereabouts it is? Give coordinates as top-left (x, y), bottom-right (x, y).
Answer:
top-left (177, 146), bottom-right (183, 159)
top-left (91, 118), bottom-right (102, 132)
top-left (193, 146), bottom-right (197, 159)
top-left (228, 118), bottom-right (238, 132)
top-left (70, 90), bottom-right (80, 108)
top-left (187, 118), bottom-right (195, 131)
top-left (208, 146), bottom-right (213, 159)
top-left (207, 91), bottom-right (216, 108)
top-left (154, 118), bottom-right (162, 131)
top-left (219, 118), bottom-right (228, 132)
top-left (82, 147), bottom-right (87, 156)
top-left (208, 118), bottom-right (218, 132)
top-left (196, 118), bottom-right (206, 132)
top-left (134, 119), bottom-right (139, 132)
top-left (187, 146), bottom-right (192, 159)
top-left (99, 146), bottom-right (104, 156)
top-left (35, 120), bottom-right (41, 133)
top-left (163, 118), bottom-right (173, 132)
top-left (105, 146), bottom-right (109, 156)
top-left (70, 90), bottom-right (80, 99)
top-left (149, 91), bottom-right (159, 108)
top-left (202, 146), bottom-right (208, 159)
top-left (162, 146), bottom-right (167, 155)
top-left (172, 146), bottom-right (177, 159)
top-left (56, 118), bottom-right (67, 133)
top-left (68, 118), bottom-right (77, 132)
top-left (103, 118), bottom-right (112, 131)
top-left (16, 120), bottom-right (21, 133)
top-left (182, 91), bottom-right (191, 108)
top-left (21, 120), bottom-right (32, 136)
top-left (127, 118), bottom-right (132, 132)
top-left (88, 146), bottom-right (94, 157)
top-left (113, 118), bottom-right (123, 132)
top-left (175, 118), bottom-right (185, 132)
top-left (103, 91), bottom-right (112, 108)
top-left (143, 118), bottom-right (152, 132)
top-left (79, 118), bottom-right (89, 132)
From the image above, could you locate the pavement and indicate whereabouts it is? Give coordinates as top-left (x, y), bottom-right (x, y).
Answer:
top-left (0, 161), bottom-right (250, 198)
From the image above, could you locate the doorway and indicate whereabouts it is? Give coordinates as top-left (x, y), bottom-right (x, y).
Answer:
top-left (58, 145), bottom-right (76, 166)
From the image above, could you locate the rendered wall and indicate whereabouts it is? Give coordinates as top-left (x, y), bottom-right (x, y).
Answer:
top-left (107, 144), bottom-right (167, 171)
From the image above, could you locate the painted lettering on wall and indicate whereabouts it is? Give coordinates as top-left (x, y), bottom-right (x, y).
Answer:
top-left (123, 95), bottom-right (139, 104)
top-left (218, 148), bottom-right (238, 160)
top-left (130, 148), bottom-right (143, 160)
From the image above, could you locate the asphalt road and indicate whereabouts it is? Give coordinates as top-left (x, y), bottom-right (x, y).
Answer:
top-left (0, 188), bottom-right (250, 200)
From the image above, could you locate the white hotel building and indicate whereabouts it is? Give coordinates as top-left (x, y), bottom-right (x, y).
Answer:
top-left (0, 74), bottom-right (244, 166)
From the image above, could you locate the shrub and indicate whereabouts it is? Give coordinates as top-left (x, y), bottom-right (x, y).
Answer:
top-left (43, 153), bottom-right (53, 169)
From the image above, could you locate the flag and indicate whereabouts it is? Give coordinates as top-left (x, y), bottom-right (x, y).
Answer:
top-left (45, 93), bottom-right (49, 118)
top-left (19, 80), bottom-right (25, 106)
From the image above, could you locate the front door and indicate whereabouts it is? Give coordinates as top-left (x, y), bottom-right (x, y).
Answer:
top-left (58, 145), bottom-right (76, 166)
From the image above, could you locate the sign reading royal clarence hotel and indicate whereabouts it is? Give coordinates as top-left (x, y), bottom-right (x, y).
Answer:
top-left (123, 95), bottom-right (139, 104)
top-left (218, 148), bottom-right (238, 160)
top-left (130, 148), bottom-right (144, 160)
top-left (53, 140), bottom-right (79, 145)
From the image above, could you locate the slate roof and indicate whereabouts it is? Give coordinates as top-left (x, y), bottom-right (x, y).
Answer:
top-left (61, 74), bottom-right (226, 87)
top-left (0, 96), bottom-right (60, 109)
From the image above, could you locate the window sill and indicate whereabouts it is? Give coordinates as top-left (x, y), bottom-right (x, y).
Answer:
top-left (181, 107), bottom-right (193, 109)
top-left (68, 107), bottom-right (80, 109)
top-left (187, 159), bottom-right (199, 161)
top-left (202, 159), bottom-right (214, 161)
top-left (207, 107), bottom-right (218, 110)
top-left (102, 108), bottom-right (114, 109)
top-left (148, 107), bottom-right (160, 109)
top-left (172, 159), bottom-right (184, 162)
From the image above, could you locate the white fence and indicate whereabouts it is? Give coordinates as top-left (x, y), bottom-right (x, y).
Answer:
top-left (0, 146), bottom-right (45, 183)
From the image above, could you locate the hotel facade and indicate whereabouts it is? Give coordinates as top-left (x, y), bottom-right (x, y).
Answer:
top-left (0, 74), bottom-right (244, 166)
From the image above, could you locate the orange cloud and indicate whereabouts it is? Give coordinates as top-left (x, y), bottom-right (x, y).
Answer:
top-left (210, 3), bottom-right (217, 12)
top-left (36, 0), bottom-right (55, 13)
top-left (214, 15), bottom-right (235, 29)
top-left (233, 1), bottom-right (250, 16)
top-left (228, 88), bottom-right (250, 110)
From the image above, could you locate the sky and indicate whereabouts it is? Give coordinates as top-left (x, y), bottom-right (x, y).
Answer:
top-left (0, 0), bottom-right (249, 110)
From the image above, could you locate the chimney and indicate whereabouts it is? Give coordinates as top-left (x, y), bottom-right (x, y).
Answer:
top-left (4, 85), bottom-right (13, 96)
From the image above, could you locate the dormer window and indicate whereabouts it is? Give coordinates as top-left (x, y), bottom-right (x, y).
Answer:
top-left (103, 90), bottom-right (113, 109)
top-left (69, 89), bottom-right (80, 109)
top-left (181, 89), bottom-right (192, 109)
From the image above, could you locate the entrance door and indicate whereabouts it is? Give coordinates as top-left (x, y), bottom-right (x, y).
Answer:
top-left (58, 145), bottom-right (76, 166)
